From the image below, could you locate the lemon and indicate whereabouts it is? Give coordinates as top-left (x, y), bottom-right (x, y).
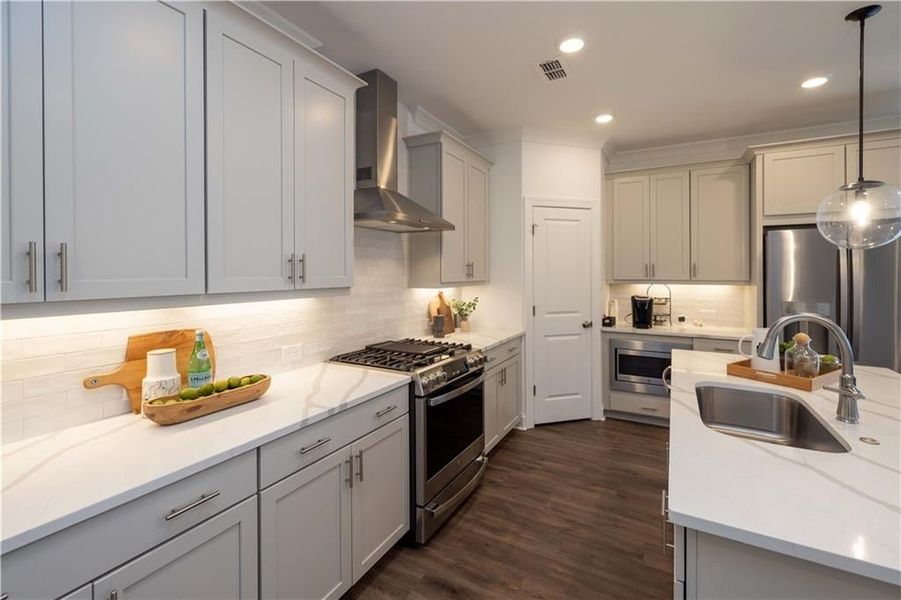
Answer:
top-left (214, 379), bottom-right (229, 393)
top-left (250, 374), bottom-right (264, 384)
top-left (198, 383), bottom-right (215, 397)
top-left (164, 399), bottom-right (179, 405)
top-left (227, 376), bottom-right (242, 389)
top-left (179, 387), bottom-right (200, 400)
top-left (240, 376), bottom-right (252, 387)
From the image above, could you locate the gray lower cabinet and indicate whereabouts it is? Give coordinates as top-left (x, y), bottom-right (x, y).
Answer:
top-left (259, 447), bottom-right (353, 600)
top-left (259, 415), bottom-right (410, 600)
top-left (59, 584), bottom-right (93, 600)
top-left (484, 355), bottom-right (521, 453)
top-left (94, 497), bottom-right (258, 600)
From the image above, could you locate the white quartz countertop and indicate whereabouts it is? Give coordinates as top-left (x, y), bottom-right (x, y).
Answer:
top-left (601, 323), bottom-right (750, 340)
top-left (668, 350), bottom-right (901, 585)
top-left (435, 328), bottom-right (524, 351)
top-left (0, 363), bottom-right (410, 554)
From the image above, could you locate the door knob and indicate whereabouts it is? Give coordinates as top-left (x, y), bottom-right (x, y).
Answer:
top-left (582, 321), bottom-right (593, 328)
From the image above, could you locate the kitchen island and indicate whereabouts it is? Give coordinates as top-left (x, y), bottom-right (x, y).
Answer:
top-left (667, 350), bottom-right (900, 597)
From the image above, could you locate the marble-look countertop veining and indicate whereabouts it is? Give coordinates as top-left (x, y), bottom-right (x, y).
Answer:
top-left (601, 323), bottom-right (750, 340)
top-left (0, 363), bottom-right (410, 555)
top-left (668, 350), bottom-right (901, 585)
top-left (437, 328), bottom-right (524, 351)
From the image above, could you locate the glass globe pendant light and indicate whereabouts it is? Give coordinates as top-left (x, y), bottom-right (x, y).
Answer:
top-left (816, 4), bottom-right (901, 250)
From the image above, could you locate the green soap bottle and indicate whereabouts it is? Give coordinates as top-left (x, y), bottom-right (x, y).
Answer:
top-left (187, 329), bottom-right (213, 388)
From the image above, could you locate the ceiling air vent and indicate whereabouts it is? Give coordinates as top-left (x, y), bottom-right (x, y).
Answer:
top-left (535, 57), bottom-right (568, 82)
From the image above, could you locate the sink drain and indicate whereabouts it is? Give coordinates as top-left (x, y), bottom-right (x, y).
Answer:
top-left (859, 437), bottom-right (880, 445)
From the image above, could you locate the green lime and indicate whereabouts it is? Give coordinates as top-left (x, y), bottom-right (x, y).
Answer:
top-left (821, 354), bottom-right (838, 364)
top-left (240, 376), bottom-right (252, 387)
top-left (250, 374), bottom-right (264, 384)
top-left (214, 379), bottom-right (229, 393)
top-left (228, 376), bottom-right (242, 389)
top-left (179, 387), bottom-right (200, 400)
top-left (198, 383), bottom-right (215, 396)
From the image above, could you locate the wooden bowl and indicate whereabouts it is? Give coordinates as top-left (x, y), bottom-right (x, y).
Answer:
top-left (142, 376), bottom-right (271, 426)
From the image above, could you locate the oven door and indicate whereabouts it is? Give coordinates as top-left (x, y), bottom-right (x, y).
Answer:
top-left (415, 369), bottom-right (485, 505)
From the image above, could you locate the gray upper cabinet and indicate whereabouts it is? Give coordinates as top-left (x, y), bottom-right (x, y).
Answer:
top-left (1, 0), bottom-right (43, 303)
top-left (207, 8), bottom-right (360, 293)
top-left (611, 176), bottom-right (650, 280)
top-left (649, 171), bottom-right (691, 281)
top-left (206, 11), bottom-right (295, 294)
top-left (406, 131), bottom-right (492, 287)
top-left (93, 497), bottom-right (258, 600)
top-left (691, 165), bottom-right (750, 281)
top-left (42, 0), bottom-right (205, 301)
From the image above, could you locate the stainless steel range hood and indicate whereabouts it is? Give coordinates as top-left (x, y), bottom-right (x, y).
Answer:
top-left (354, 69), bottom-right (454, 233)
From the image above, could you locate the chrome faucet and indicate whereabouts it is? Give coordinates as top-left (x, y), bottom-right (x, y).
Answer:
top-left (757, 312), bottom-right (865, 424)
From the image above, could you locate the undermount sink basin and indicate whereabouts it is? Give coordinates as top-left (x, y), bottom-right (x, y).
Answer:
top-left (695, 384), bottom-right (850, 453)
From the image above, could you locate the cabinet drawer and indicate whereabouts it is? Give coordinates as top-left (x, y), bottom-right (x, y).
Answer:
top-left (692, 338), bottom-right (740, 355)
top-left (259, 386), bottom-right (409, 489)
top-left (0, 451), bottom-right (255, 600)
top-left (485, 337), bottom-right (521, 369)
top-left (608, 392), bottom-right (670, 419)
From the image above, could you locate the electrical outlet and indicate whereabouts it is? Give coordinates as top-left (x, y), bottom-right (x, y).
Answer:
top-left (282, 344), bottom-right (303, 362)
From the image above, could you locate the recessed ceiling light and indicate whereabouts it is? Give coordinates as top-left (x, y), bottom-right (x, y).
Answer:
top-left (595, 113), bottom-right (614, 124)
top-left (558, 37), bottom-right (584, 54)
top-left (801, 76), bottom-right (829, 89)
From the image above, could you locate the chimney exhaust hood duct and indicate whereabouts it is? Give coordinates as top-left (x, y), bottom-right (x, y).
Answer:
top-left (354, 69), bottom-right (454, 233)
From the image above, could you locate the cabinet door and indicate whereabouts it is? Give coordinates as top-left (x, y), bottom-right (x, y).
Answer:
top-left (691, 165), bottom-right (750, 281)
top-left (1, 0), bottom-right (43, 303)
top-left (612, 176), bottom-right (650, 280)
top-left (206, 12), bottom-right (294, 293)
top-left (93, 497), bottom-right (258, 600)
top-left (43, 1), bottom-right (205, 301)
top-left (440, 142), bottom-right (469, 283)
top-left (466, 158), bottom-right (490, 281)
top-left (260, 447), bottom-right (352, 600)
top-left (497, 358), bottom-right (521, 436)
top-left (297, 64), bottom-right (354, 289)
top-left (483, 368), bottom-right (500, 452)
top-left (763, 145), bottom-right (845, 216)
top-left (649, 172), bottom-right (690, 281)
top-left (60, 583), bottom-right (93, 600)
top-left (846, 137), bottom-right (901, 186)
top-left (351, 415), bottom-right (410, 582)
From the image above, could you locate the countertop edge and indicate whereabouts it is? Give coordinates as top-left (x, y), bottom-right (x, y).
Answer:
top-left (668, 509), bottom-right (901, 586)
top-left (0, 376), bottom-right (411, 555)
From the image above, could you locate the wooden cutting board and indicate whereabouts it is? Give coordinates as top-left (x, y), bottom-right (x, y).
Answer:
top-left (427, 291), bottom-right (456, 335)
top-left (83, 329), bottom-right (216, 414)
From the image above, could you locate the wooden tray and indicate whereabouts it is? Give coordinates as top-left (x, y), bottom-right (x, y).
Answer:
top-left (84, 329), bottom-right (216, 414)
top-left (726, 359), bottom-right (841, 392)
top-left (142, 376), bottom-right (271, 426)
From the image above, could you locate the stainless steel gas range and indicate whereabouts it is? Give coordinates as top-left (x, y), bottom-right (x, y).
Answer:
top-left (331, 338), bottom-right (488, 543)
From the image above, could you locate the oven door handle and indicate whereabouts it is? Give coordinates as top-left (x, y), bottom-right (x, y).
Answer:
top-left (427, 373), bottom-right (486, 407)
top-left (424, 456), bottom-right (488, 519)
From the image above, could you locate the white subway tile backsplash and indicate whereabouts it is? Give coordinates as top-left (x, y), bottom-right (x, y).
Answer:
top-left (1, 229), bottom-right (455, 442)
top-left (606, 283), bottom-right (752, 327)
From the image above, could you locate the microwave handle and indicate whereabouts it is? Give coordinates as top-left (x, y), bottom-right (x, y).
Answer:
top-left (427, 373), bottom-right (486, 407)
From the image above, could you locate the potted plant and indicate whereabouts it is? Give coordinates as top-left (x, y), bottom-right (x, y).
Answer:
top-left (451, 297), bottom-right (479, 332)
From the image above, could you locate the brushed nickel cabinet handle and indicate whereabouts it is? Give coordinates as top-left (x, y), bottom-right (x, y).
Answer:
top-left (345, 456), bottom-right (353, 489)
top-left (375, 404), bottom-right (397, 418)
top-left (692, 263), bottom-right (697, 278)
top-left (661, 489), bottom-right (674, 553)
top-left (651, 263), bottom-right (655, 277)
top-left (26, 241), bottom-right (37, 293)
top-left (644, 263), bottom-right (649, 278)
top-left (287, 253), bottom-right (295, 282)
top-left (109, 591), bottom-right (118, 600)
top-left (356, 451), bottom-right (364, 481)
top-left (165, 490), bottom-right (220, 521)
top-left (299, 253), bottom-right (306, 283)
top-left (299, 437), bottom-right (331, 455)
top-left (57, 242), bottom-right (68, 292)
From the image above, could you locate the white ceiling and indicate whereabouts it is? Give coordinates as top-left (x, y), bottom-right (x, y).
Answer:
top-left (266, 1), bottom-right (901, 152)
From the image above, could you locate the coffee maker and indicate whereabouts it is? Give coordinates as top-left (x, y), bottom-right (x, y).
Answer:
top-left (631, 295), bottom-right (654, 329)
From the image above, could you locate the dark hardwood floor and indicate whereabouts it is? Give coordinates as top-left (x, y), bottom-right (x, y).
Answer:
top-left (346, 418), bottom-right (672, 599)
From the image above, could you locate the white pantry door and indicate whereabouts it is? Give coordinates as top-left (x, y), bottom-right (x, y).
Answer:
top-left (532, 206), bottom-right (593, 424)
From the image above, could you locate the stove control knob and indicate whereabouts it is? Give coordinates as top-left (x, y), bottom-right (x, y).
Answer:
top-left (437, 371), bottom-right (448, 382)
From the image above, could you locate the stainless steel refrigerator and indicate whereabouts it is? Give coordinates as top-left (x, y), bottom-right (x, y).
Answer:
top-left (764, 225), bottom-right (901, 373)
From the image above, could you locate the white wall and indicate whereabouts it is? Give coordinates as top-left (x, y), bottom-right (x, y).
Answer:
top-left (0, 103), bottom-right (458, 444)
top-left (522, 141), bottom-right (603, 199)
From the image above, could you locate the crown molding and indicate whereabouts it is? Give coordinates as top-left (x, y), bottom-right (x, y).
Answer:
top-left (232, 1), bottom-right (323, 50)
top-left (408, 105), bottom-right (464, 139)
top-left (605, 115), bottom-right (901, 172)
top-left (466, 127), bottom-right (609, 150)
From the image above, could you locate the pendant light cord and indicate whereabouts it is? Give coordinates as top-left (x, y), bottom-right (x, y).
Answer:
top-left (857, 16), bottom-right (865, 182)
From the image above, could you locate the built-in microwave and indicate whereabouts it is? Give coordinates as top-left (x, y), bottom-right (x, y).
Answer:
top-left (609, 338), bottom-right (693, 397)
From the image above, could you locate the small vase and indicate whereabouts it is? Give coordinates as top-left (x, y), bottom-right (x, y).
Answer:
top-left (460, 318), bottom-right (471, 333)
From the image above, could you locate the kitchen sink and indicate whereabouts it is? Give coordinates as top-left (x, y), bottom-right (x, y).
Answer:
top-left (695, 384), bottom-right (850, 453)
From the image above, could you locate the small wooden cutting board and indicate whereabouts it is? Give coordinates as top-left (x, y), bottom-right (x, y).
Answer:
top-left (427, 292), bottom-right (456, 335)
top-left (83, 329), bottom-right (216, 414)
